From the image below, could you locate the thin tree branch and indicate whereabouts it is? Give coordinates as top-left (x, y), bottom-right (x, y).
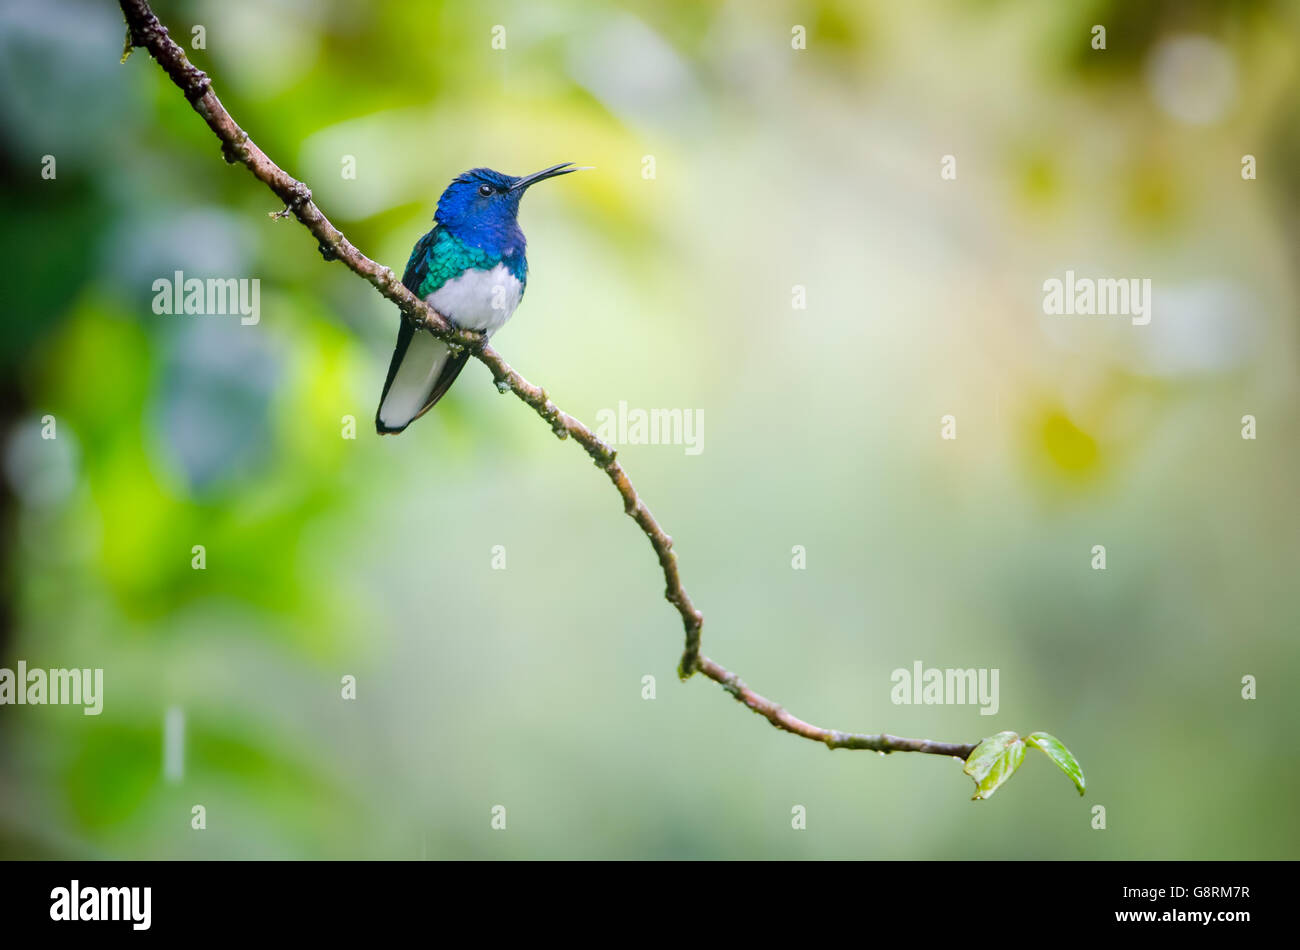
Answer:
top-left (117, 0), bottom-right (978, 764)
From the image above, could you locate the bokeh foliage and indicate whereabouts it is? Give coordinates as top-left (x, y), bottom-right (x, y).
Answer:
top-left (0, 0), bottom-right (1297, 858)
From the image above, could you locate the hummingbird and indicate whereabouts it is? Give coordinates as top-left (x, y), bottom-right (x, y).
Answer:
top-left (375, 162), bottom-right (584, 434)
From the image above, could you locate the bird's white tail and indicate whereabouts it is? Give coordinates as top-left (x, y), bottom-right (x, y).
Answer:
top-left (375, 327), bottom-right (467, 434)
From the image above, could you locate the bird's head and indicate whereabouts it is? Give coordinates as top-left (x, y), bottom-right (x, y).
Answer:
top-left (435, 163), bottom-right (584, 252)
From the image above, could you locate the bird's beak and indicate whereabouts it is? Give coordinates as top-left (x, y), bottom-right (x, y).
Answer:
top-left (510, 162), bottom-right (591, 191)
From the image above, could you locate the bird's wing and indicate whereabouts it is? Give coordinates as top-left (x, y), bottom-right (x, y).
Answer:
top-left (374, 226), bottom-right (470, 434)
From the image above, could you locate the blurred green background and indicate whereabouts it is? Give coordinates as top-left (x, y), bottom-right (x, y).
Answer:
top-left (1, 0), bottom-right (1297, 859)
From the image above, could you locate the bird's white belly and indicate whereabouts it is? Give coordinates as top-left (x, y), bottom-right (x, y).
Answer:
top-left (426, 263), bottom-right (522, 337)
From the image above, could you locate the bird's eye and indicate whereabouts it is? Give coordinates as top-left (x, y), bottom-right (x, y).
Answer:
top-left (478, 184), bottom-right (493, 197)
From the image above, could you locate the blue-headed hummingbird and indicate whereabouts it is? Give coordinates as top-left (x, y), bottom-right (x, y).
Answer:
top-left (376, 162), bottom-right (583, 433)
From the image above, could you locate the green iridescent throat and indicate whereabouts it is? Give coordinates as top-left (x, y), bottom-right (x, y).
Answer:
top-left (410, 228), bottom-right (526, 298)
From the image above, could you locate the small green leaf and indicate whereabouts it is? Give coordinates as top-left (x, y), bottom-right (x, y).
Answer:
top-left (1026, 732), bottom-right (1086, 795)
top-left (963, 731), bottom-right (1026, 800)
